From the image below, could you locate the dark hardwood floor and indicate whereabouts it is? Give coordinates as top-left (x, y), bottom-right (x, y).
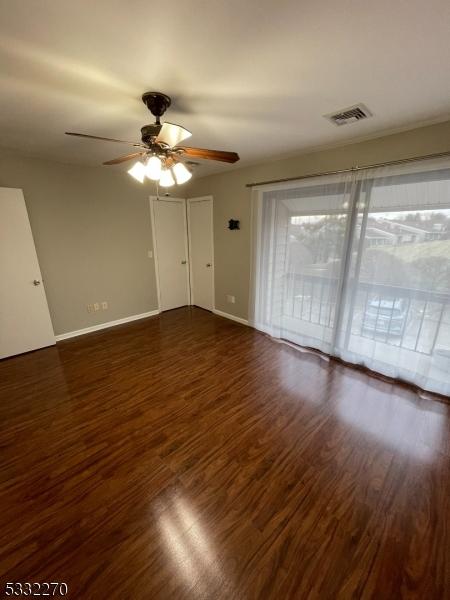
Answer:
top-left (0, 307), bottom-right (449, 599)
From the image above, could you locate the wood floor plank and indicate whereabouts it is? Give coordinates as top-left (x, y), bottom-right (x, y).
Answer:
top-left (0, 307), bottom-right (449, 599)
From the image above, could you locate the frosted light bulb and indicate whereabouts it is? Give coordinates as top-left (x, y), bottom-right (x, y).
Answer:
top-left (159, 168), bottom-right (175, 187)
top-left (172, 162), bottom-right (192, 184)
top-left (146, 156), bottom-right (162, 180)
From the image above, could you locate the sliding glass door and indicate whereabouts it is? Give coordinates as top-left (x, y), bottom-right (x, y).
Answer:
top-left (250, 159), bottom-right (450, 396)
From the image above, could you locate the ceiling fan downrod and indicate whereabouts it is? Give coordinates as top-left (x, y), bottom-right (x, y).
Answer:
top-left (140, 92), bottom-right (172, 144)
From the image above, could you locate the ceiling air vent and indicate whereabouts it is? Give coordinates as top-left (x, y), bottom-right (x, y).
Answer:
top-left (325, 103), bottom-right (372, 126)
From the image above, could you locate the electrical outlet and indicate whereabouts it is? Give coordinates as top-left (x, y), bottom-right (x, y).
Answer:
top-left (86, 304), bottom-right (94, 313)
top-left (101, 301), bottom-right (108, 310)
top-left (147, 250), bottom-right (153, 259)
top-left (226, 295), bottom-right (236, 304)
top-left (93, 302), bottom-right (100, 312)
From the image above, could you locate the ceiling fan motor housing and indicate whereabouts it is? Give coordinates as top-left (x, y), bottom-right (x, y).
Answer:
top-left (141, 123), bottom-right (162, 145)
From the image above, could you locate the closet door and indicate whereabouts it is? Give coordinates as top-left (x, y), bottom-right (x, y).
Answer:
top-left (151, 197), bottom-right (190, 311)
top-left (0, 187), bottom-right (55, 359)
top-left (187, 196), bottom-right (214, 311)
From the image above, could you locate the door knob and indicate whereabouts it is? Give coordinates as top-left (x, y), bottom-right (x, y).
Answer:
top-left (181, 260), bottom-right (187, 265)
top-left (206, 263), bottom-right (212, 267)
top-left (33, 279), bottom-right (41, 286)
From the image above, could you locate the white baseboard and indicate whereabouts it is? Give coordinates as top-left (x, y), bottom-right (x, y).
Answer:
top-left (55, 310), bottom-right (160, 341)
top-left (212, 308), bottom-right (249, 326)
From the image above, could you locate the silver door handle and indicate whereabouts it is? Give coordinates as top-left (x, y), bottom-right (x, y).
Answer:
top-left (33, 279), bottom-right (41, 286)
top-left (181, 260), bottom-right (187, 265)
top-left (206, 263), bottom-right (212, 267)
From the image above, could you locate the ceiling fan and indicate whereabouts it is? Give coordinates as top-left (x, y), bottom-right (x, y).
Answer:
top-left (66, 92), bottom-right (240, 187)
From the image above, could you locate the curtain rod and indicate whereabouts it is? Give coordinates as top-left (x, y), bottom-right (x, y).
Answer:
top-left (245, 149), bottom-right (450, 188)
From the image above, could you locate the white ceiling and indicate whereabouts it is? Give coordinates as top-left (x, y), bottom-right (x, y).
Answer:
top-left (0, 0), bottom-right (449, 177)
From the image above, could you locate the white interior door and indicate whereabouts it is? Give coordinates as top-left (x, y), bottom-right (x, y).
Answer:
top-left (187, 196), bottom-right (214, 311)
top-left (0, 187), bottom-right (55, 359)
top-left (151, 196), bottom-right (190, 311)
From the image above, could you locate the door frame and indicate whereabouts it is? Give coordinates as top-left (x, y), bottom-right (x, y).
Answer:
top-left (149, 195), bottom-right (191, 312)
top-left (187, 195), bottom-right (215, 311)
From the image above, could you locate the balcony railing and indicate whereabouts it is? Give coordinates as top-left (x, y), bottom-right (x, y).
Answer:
top-left (285, 273), bottom-right (450, 356)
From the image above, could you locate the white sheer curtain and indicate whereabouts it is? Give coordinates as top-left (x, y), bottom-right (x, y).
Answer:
top-left (250, 158), bottom-right (450, 396)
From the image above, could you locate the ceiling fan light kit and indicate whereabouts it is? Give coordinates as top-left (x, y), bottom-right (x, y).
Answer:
top-left (127, 155), bottom-right (192, 187)
top-left (65, 91), bottom-right (240, 186)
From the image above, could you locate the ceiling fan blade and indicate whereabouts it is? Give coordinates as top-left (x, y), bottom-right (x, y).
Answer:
top-left (155, 122), bottom-right (192, 147)
top-left (177, 146), bottom-right (239, 163)
top-left (65, 132), bottom-right (145, 148)
top-left (103, 151), bottom-right (145, 165)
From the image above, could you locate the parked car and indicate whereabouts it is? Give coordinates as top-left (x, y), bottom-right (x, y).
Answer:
top-left (362, 297), bottom-right (408, 337)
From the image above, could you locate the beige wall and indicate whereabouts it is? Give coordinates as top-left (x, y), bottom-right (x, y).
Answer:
top-left (0, 152), bottom-right (158, 335)
top-left (186, 120), bottom-right (450, 320)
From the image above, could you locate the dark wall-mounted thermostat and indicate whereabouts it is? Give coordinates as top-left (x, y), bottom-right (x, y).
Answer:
top-left (228, 219), bottom-right (240, 230)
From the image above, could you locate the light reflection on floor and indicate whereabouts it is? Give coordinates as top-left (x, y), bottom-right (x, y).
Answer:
top-left (278, 342), bottom-right (446, 461)
top-left (158, 496), bottom-right (227, 596)
top-left (335, 383), bottom-right (445, 461)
